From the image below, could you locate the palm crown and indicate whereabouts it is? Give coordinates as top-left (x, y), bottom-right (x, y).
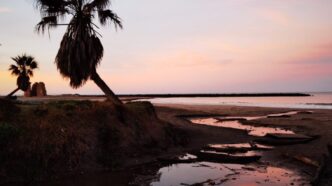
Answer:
top-left (9, 54), bottom-right (38, 91)
top-left (35, 0), bottom-right (123, 104)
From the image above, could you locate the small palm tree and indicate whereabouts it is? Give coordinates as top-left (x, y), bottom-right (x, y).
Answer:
top-left (6, 54), bottom-right (38, 98)
top-left (35, 0), bottom-right (123, 105)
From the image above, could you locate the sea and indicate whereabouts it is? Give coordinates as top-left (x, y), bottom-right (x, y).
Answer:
top-left (141, 92), bottom-right (332, 109)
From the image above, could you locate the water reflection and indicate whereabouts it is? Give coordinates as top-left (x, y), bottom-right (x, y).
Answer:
top-left (150, 162), bottom-right (237, 186)
top-left (148, 162), bottom-right (309, 186)
top-left (142, 93), bottom-right (332, 109)
top-left (189, 111), bottom-right (300, 137)
top-left (190, 118), bottom-right (294, 137)
top-left (218, 111), bottom-right (300, 121)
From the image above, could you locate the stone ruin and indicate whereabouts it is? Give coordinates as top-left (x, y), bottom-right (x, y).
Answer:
top-left (24, 82), bottom-right (47, 97)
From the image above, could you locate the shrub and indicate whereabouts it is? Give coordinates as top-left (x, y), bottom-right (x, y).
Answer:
top-left (0, 99), bottom-right (20, 120)
top-left (0, 122), bottom-right (21, 147)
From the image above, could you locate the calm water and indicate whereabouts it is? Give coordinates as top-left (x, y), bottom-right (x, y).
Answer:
top-left (190, 118), bottom-right (295, 137)
top-left (142, 92), bottom-right (332, 109)
top-left (148, 162), bottom-right (309, 186)
top-left (189, 111), bottom-right (299, 136)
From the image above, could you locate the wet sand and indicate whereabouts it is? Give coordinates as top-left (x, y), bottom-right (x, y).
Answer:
top-left (154, 104), bottom-right (332, 179)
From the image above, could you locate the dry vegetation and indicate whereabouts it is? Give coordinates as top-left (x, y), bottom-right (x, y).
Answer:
top-left (0, 99), bottom-right (184, 184)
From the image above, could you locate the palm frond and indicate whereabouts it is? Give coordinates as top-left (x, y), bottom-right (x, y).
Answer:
top-left (56, 29), bottom-right (104, 88)
top-left (9, 65), bottom-right (20, 75)
top-left (98, 9), bottom-right (123, 29)
top-left (36, 16), bottom-right (58, 33)
top-left (11, 57), bottom-right (19, 64)
top-left (9, 64), bottom-right (18, 71)
top-left (90, 0), bottom-right (110, 9)
top-left (12, 55), bottom-right (25, 66)
top-left (9, 54), bottom-right (38, 78)
top-left (29, 61), bottom-right (38, 69)
top-left (35, 0), bottom-right (70, 14)
top-left (27, 69), bottom-right (34, 77)
top-left (25, 56), bottom-right (33, 66)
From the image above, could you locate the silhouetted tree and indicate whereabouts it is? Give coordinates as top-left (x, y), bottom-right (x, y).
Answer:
top-left (7, 54), bottom-right (38, 98)
top-left (35, 0), bottom-right (123, 105)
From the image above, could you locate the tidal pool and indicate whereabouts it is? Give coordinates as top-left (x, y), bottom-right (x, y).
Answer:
top-left (190, 118), bottom-right (294, 137)
top-left (147, 162), bottom-right (309, 186)
top-left (189, 111), bottom-right (302, 137)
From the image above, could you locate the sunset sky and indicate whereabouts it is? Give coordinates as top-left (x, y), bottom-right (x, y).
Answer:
top-left (0, 0), bottom-right (332, 95)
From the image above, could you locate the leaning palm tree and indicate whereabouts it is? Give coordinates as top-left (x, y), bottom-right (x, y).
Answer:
top-left (6, 54), bottom-right (38, 98)
top-left (35, 0), bottom-right (123, 105)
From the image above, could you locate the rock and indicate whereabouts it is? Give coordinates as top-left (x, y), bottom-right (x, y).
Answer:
top-left (31, 82), bottom-right (47, 97)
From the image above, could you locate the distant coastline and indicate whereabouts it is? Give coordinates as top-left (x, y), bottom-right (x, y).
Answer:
top-left (0, 93), bottom-right (312, 99)
top-left (118, 93), bottom-right (311, 98)
top-left (73, 93), bottom-right (311, 98)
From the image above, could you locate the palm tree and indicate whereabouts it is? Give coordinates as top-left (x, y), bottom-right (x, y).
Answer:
top-left (6, 54), bottom-right (38, 98)
top-left (35, 0), bottom-right (123, 105)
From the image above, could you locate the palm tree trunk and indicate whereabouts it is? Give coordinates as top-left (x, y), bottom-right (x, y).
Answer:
top-left (6, 87), bottom-right (20, 98)
top-left (90, 70), bottom-right (122, 105)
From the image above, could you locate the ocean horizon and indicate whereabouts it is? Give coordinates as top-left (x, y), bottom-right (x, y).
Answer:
top-left (138, 92), bottom-right (332, 110)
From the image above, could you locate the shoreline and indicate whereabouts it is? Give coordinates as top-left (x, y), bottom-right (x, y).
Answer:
top-left (42, 102), bottom-right (331, 185)
top-left (1, 92), bottom-right (312, 99)
top-left (1, 98), bottom-right (331, 185)
top-left (153, 103), bottom-right (332, 183)
top-left (10, 94), bottom-right (332, 110)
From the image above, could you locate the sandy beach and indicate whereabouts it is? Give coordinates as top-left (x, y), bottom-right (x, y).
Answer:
top-left (155, 103), bottom-right (332, 159)
top-left (1, 96), bottom-right (331, 185)
top-left (152, 103), bottom-right (332, 184)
